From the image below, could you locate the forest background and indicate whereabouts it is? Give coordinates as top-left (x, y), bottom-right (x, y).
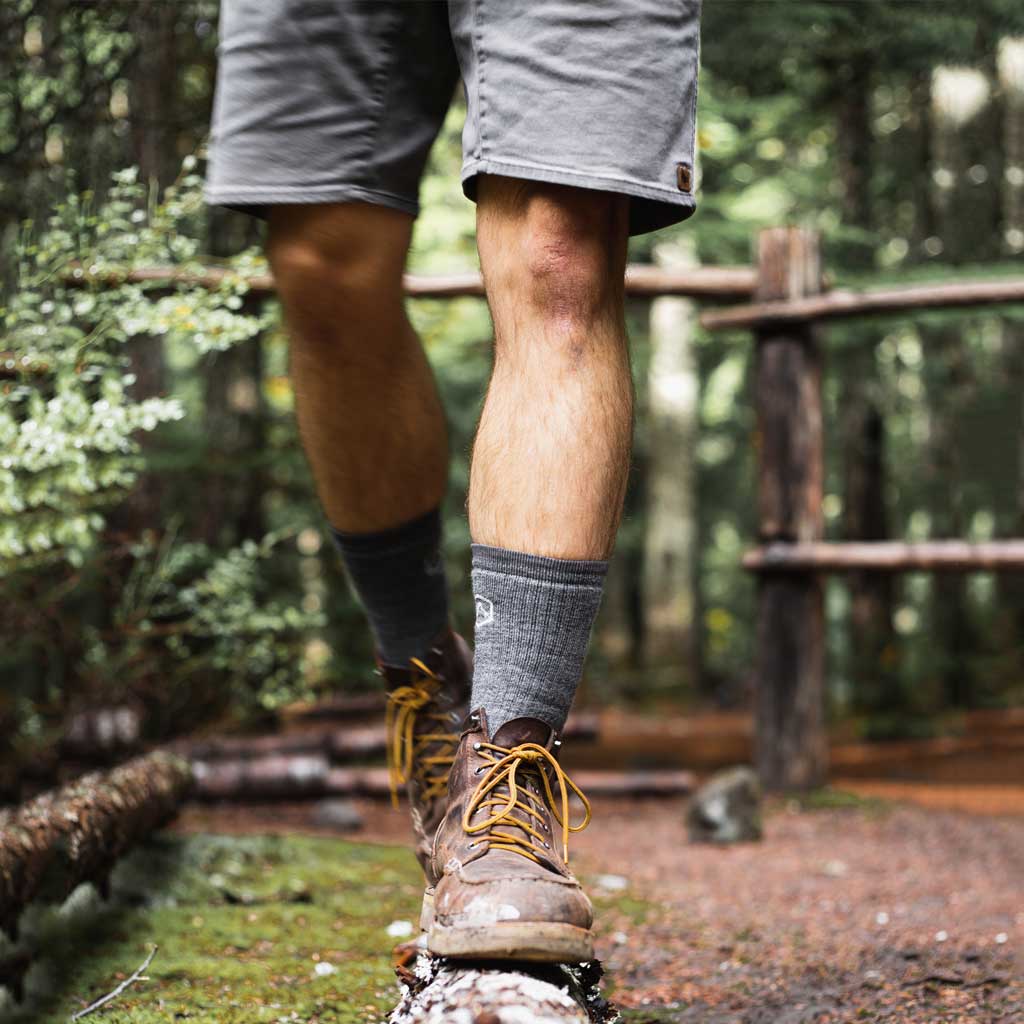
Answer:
top-left (4, 0), bottom-right (1024, 793)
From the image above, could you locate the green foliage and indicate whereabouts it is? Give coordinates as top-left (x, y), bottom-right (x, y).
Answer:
top-left (0, 165), bottom-right (315, 764)
top-left (88, 529), bottom-right (324, 719)
top-left (0, 164), bottom-right (272, 568)
top-left (2, 833), bottom-right (420, 1022)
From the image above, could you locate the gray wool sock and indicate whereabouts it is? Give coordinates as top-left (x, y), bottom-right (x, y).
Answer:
top-left (331, 508), bottom-right (449, 668)
top-left (470, 543), bottom-right (608, 736)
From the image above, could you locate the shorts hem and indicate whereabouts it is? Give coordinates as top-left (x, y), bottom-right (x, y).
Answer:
top-left (460, 157), bottom-right (696, 235)
top-left (204, 182), bottom-right (419, 219)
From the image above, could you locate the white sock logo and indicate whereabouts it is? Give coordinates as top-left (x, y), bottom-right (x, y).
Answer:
top-left (474, 595), bottom-right (494, 628)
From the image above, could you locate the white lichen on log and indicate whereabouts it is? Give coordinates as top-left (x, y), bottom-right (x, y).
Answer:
top-left (390, 954), bottom-right (619, 1024)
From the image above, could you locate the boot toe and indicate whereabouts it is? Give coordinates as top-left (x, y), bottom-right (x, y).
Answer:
top-left (433, 865), bottom-right (593, 931)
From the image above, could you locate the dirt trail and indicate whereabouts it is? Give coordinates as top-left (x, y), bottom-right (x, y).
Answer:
top-left (175, 795), bottom-right (1023, 1022)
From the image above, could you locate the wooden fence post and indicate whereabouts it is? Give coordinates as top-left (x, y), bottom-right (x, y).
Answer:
top-left (753, 227), bottom-right (827, 791)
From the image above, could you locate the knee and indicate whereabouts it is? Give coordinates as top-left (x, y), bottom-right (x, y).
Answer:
top-left (267, 204), bottom-right (411, 336)
top-left (483, 183), bottom-right (628, 330)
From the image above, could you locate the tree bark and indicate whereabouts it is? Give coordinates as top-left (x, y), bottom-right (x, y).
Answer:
top-left (0, 751), bottom-right (192, 940)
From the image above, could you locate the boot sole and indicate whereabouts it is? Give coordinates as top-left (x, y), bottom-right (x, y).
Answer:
top-left (427, 920), bottom-right (594, 963)
top-left (420, 887), bottom-right (435, 932)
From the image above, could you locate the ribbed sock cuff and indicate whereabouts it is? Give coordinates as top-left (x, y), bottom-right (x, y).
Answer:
top-left (331, 508), bottom-right (449, 668)
top-left (470, 544), bottom-right (608, 735)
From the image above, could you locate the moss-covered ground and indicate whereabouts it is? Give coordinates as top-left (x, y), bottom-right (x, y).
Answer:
top-left (1, 834), bottom-right (428, 1023)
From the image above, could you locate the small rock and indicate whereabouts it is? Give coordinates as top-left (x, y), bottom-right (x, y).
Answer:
top-left (314, 961), bottom-right (337, 977)
top-left (687, 766), bottom-right (763, 844)
top-left (935, 930), bottom-right (949, 942)
top-left (311, 798), bottom-right (364, 831)
top-left (594, 874), bottom-right (628, 892)
top-left (387, 919), bottom-right (414, 938)
top-left (995, 932), bottom-right (1008, 945)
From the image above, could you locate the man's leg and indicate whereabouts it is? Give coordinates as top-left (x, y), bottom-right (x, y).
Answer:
top-left (268, 203), bottom-right (445, 533)
top-left (468, 176), bottom-right (631, 734)
top-left (268, 203), bottom-right (471, 881)
top-left (427, 178), bottom-right (630, 962)
top-left (267, 203), bottom-right (451, 663)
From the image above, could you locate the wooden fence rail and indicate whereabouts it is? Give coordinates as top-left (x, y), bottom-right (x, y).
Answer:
top-left (701, 277), bottom-right (1024, 330)
top-left (67, 262), bottom-right (759, 301)
top-left (66, 238), bottom-right (1024, 794)
top-left (745, 540), bottom-right (1024, 572)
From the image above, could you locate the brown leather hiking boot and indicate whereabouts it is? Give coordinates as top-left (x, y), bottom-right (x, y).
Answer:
top-left (381, 627), bottom-right (472, 889)
top-left (426, 709), bottom-right (594, 963)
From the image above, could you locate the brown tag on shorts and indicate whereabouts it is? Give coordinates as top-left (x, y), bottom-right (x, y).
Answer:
top-left (676, 163), bottom-right (693, 193)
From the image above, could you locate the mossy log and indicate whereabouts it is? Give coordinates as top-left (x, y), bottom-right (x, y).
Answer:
top-left (0, 751), bottom-right (192, 939)
top-left (391, 954), bottom-right (619, 1024)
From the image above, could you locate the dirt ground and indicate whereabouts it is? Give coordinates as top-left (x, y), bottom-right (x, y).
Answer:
top-left (176, 792), bottom-right (1024, 1023)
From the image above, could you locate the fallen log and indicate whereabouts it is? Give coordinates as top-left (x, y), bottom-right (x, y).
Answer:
top-left (0, 751), bottom-right (191, 940)
top-left (390, 953), bottom-right (618, 1024)
top-left (180, 712), bottom-right (601, 763)
top-left (191, 759), bottom-right (694, 801)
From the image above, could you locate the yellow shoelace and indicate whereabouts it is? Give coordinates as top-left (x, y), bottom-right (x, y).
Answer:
top-left (462, 741), bottom-right (592, 864)
top-left (385, 658), bottom-right (459, 809)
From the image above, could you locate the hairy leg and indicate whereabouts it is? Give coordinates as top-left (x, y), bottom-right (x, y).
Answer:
top-left (469, 177), bottom-right (632, 560)
top-left (267, 203), bottom-right (448, 533)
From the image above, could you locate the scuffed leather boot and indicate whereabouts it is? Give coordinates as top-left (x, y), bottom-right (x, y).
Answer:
top-left (382, 627), bottom-right (472, 926)
top-left (427, 709), bottom-right (594, 962)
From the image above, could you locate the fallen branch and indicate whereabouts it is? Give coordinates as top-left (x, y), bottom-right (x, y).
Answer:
top-left (178, 712), bottom-right (600, 763)
top-left (0, 752), bottom-right (192, 939)
top-left (191, 759), bottom-right (694, 801)
top-left (69, 945), bottom-right (158, 1021)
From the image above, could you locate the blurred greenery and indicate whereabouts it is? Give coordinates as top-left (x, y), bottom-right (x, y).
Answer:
top-left (3, 1), bottom-right (1024, 788)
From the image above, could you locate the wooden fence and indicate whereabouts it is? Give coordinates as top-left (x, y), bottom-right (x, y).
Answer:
top-left (101, 229), bottom-right (1024, 792)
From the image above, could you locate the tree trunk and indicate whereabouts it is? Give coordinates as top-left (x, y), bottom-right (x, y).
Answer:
top-left (997, 38), bottom-right (1024, 655)
top-left (642, 241), bottom-right (699, 686)
top-left (833, 53), bottom-right (897, 717)
top-left (0, 751), bottom-right (191, 940)
top-left (922, 64), bottom-right (993, 708)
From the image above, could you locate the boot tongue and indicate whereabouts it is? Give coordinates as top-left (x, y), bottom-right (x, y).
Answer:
top-left (491, 716), bottom-right (555, 749)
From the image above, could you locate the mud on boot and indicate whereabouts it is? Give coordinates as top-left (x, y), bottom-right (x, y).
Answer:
top-left (426, 709), bottom-right (595, 963)
top-left (381, 627), bottom-right (472, 926)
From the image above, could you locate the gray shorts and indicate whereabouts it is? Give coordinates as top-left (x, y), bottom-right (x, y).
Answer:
top-left (206, 1), bottom-right (701, 236)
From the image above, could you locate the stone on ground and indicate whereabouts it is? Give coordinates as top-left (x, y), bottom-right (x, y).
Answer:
top-left (686, 765), bottom-right (763, 843)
